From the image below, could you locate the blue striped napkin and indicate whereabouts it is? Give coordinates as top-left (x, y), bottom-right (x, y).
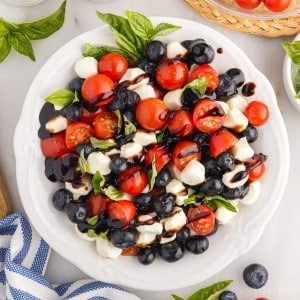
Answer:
top-left (0, 213), bottom-right (140, 300)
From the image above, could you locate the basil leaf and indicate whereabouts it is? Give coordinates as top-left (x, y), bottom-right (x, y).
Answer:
top-left (90, 137), bottom-right (116, 151)
top-left (8, 27), bottom-right (35, 61)
top-left (183, 77), bottom-right (207, 96)
top-left (282, 41), bottom-right (300, 65)
top-left (0, 20), bottom-right (9, 37)
top-left (87, 229), bottom-right (99, 238)
top-left (111, 28), bottom-right (138, 58)
top-left (92, 171), bottom-right (105, 194)
top-left (114, 110), bottom-right (123, 133)
top-left (151, 22), bottom-right (181, 39)
top-left (100, 230), bottom-right (109, 239)
top-left (187, 280), bottom-right (233, 300)
top-left (183, 193), bottom-right (205, 206)
top-left (156, 128), bottom-right (165, 143)
top-left (79, 149), bottom-right (90, 173)
top-left (45, 89), bottom-right (75, 107)
top-left (86, 215), bottom-right (99, 226)
top-left (125, 11), bottom-right (153, 41)
top-left (205, 195), bottom-right (237, 212)
top-left (103, 185), bottom-right (123, 200)
top-left (148, 158), bottom-right (158, 192)
top-left (0, 36), bottom-right (11, 62)
top-left (171, 295), bottom-right (184, 300)
top-left (18, 1), bottom-right (66, 40)
top-left (124, 115), bottom-right (137, 135)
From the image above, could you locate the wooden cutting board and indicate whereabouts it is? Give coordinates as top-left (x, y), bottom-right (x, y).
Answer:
top-left (0, 169), bottom-right (11, 219)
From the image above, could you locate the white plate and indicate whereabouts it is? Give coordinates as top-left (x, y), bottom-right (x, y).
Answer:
top-left (14, 17), bottom-right (289, 291)
top-left (283, 33), bottom-right (300, 112)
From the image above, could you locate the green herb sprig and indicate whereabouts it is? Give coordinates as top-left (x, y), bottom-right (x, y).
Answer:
top-left (0, 1), bottom-right (66, 62)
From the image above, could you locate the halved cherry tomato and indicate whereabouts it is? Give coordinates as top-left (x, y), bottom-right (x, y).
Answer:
top-left (187, 204), bottom-right (215, 236)
top-left (189, 64), bottom-right (219, 92)
top-left (135, 98), bottom-right (168, 131)
top-left (248, 161), bottom-right (266, 182)
top-left (263, 0), bottom-right (291, 11)
top-left (144, 144), bottom-right (171, 172)
top-left (192, 98), bottom-right (225, 133)
top-left (235, 0), bottom-right (262, 9)
top-left (155, 59), bottom-right (188, 90)
top-left (80, 106), bottom-right (107, 124)
top-left (210, 129), bottom-right (238, 158)
top-left (81, 74), bottom-right (114, 106)
top-left (98, 53), bottom-right (128, 82)
top-left (173, 141), bottom-right (201, 171)
top-left (108, 200), bottom-right (137, 227)
top-left (40, 131), bottom-right (69, 158)
top-left (118, 166), bottom-right (148, 195)
top-left (167, 110), bottom-right (195, 137)
top-left (244, 101), bottom-right (269, 126)
top-left (93, 111), bottom-right (118, 140)
top-left (87, 193), bottom-right (111, 216)
top-left (65, 122), bottom-right (92, 150)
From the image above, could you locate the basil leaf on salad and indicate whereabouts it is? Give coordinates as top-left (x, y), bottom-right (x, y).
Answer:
top-left (148, 157), bottom-right (158, 192)
top-left (124, 115), bottom-right (137, 135)
top-left (79, 150), bottom-right (90, 173)
top-left (282, 41), bottom-right (300, 65)
top-left (45, 89), bottom-right (76, 107)
top-left (156, 128), bottom-right (165, 143)
top-left (211, 198), bottom-right (237, 212)
top-left (183, 77), bottom-right (207, 96)
top-left (103, 185), bottom-right (123, 200)
top-left (92, 171), bottom-right (105, 194)
top-left (0, 20), bottom-right (9, 37)
top-left (87, 229), bottom-right (99, 238)
top-left (86, 215), bottom-right (99, 226)
top-left (151, 22), bottom-right (182, 39)
top-left (114, 110), bottom-right (123, 133)
top-left (183, 193), bottom-right (205, 206)
top-left (0, 37), bottom-right (11, 62)
top-left (171, 295), bottom-right (184, 300)
top-left (90, 137), bottom-right (116, 151)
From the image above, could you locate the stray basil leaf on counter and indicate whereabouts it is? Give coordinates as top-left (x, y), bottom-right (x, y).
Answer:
top-left (46, 89), bottom-right (77, 107)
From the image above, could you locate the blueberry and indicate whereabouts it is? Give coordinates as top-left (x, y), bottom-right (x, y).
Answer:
top-left (68, 77), bottom-right (84, 93)
top-left (134, 193), bottom-right (153, 214)
top-left (75, 142), bottom-right (94, 158)
top-left (67, 202), bottom-right (88, 223)
top-left (218, 290), bottom-right (238, 300)
top-left (203, 159), bottom-right (223, 178)
top-left (110, 156), bottom-right (128, 174)
top-left (200, 178), bottom-right (224, 195)
top-left (181, 38), bottom-right (205, 51)
top-left (124, 91), bottom-right (140, 108)
top-left (123, 109), bottom-right (138, 126)
top-left (215, 74), bottom-right (237, 99)
top-left (159, 240), bottom-right (184, 262)
top-left (136, 58), bottom-right (157, 74)
top-left (181, 88), bottom-right (201, 110)
top-left (238, 125), bottom-right (258, 143)
top-left (153, 193), bottom-right (175, 218)
top-left (52, 188), bottom-right (73, 210)
top-left (44, 158), bottom-right (57, 182)
top-left (222, 186), bottom-right (243, 200)
top-left (176, 226), bottom-right (190, 243)
top-left (138, 246), bottom-right (156, 265)
top-left (226, 68), bottom-right (245, 88)
top-left (154, 167), bottom-right (172, 188)
top-left (38, 125), bottom-right (52, 140)
top-left (189, 42), bottom-right (215, 65)
top-left (243, 263), bottom-right (268, 289)
top-left (185, 236), bottom-right (209, 254)
top-left (115, 133), bottom-right (134, 148)
top-left (201, 144), bottom-right (212, 161)
top-left (216, 151), bottom-right (235, 171)
top-left (192, 131), bottom-right (210, 146)
top-left (107, 219), bottom-right (126, 230)
top-left (145, 40), bottom-right (166, 62)
top-left (62, 103), bottom-right (81, 121)
top-left (39, 102), bottom-right (59, 125)
top-left (109, 90), bottom-right (127, 111)
top-left (77, 221), bottom-right (92, 233)
top-left (109, 229), bottom-right (137, 248)
top-left (240, 184), bottom-right (250, 198)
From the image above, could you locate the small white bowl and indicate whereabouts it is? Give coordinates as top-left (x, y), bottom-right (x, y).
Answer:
top-left (283, 33), bottom-right (300, 112)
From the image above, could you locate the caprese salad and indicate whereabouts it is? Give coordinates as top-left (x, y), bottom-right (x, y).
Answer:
top-left (38, 15), bottom-right (269, 265)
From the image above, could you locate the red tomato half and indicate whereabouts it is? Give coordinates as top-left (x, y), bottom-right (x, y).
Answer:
top-left (40, 132), bottom-right (69, 158)
top-left (235, 0), bottom-right (262, 9)
top-left (244, 101), bottom-right (269, 126)
top-left (263, 0), bottom-right (291, 11)
top-left (192, 98), bottom-right (225, 133)
top-left (155, 59), bottom-right (189, 90)
top-left (118, 166), bottom-right (148, 195)
top-left (93, 111), bottom-right (118, 140)
top-left (108, 200), bottom-right (137, 227)
top-left (167, 110), bottom-right (195, 137)
top-left (65, 122), bottom-right (92, 150)
top-left (80, 106), bottom-right (107, 124)
top-left (187, 204), bottom-right (215, 236)
top-left (87, 194), bottom-right (111, 216)
top-left (144, 144), bottom-right (171, 172)
top-left (98, 53), bottom-right (128, 82)
top-left (173, 141), bottom-right (201, 171)
top-left (210, 129), bottom-right (238, 158)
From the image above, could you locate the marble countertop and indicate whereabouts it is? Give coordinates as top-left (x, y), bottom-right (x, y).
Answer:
top-left (0, 0), bottom-right (299, 299)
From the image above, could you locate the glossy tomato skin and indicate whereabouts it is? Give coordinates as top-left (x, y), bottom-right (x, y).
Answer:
top-left (144, 144), bottom-right (171, 172)
top-left (235, 0), bottom-right (262, 9)
top-left (248, 162), bottom-right (265, 182)
top-left (87, 194), bottom-right (111, 216)
top-left (210, 129), bottom-right (238, 158)
top-left (263, 0), bottom-right (291, 11)
top-left (135, 98), bottom-right (168, 131)
top-left (81, 74), bottom-right (115, 106)
top-left (155, 59), bottom-right (189, 90)
top-left (80, 106), bottom-right (107, 124)
top-left (173, 140), bottom-right (201, 171)
top-left (118, 166), bottom-right (148, 195)
top-left (108, 200), bottom-right (137, 227)
top-left (65, 122), bottom-right (92, 151)
top-left (40, 132), bottom-right (69, 158)
top-left (98, 53), bottom-right (128, 82)
top-left (187, 204), bottom-right (215, 236)
top-left (167, 110), bottom-right (195, 137)
top-left (192, 98), bottom-right (225, 133)
top-left (244, 101), bottom-right (269, 126)
top-left (93, 111), bottom-right (118, 140)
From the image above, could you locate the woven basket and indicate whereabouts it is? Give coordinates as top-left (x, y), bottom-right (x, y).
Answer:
top-left (184, 0), bottom-right (300, 37)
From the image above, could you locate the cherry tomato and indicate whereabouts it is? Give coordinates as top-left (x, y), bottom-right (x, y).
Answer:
top-left (98, 53), bottom-right (128, 82)
top-left (192, 98), bottom-right (225, 133)
top-left (187, 204), bottom-right (215, 236)
top-left (167, 110), bottom-right (195, 137)
top-left (81, 74), bottom-right (114, 106)
top-left (263, 0), bottom-right (291, 11)
top-left (235, 0), bottom-right (262, 9)
top-left (121, 245), bottom-right (139, 256)
top-left (210, 129), bottom-right (238, 158)
top-left (189, 64), bottom-right (219, 92)
top-left (155, 59), bottom-right (189, 90)
top-left (244, 101), bottom-right (269, 126)
top-left (87, 193), bottom-right (111, 215)
top-left (173, 141), bottom-right (201, 171)
top-left (144, 144), bottom-right (171, 172)
top-left (65, 121), bottom-right (92, 150)
top-left (248, 161), bottom-right (266, 182)
top-left (108, 200), bottom-right (137, 227)
top-left (93, 111), bottom-right (118, 140)
top-left (135, 98), bottom-right (168, 131)
top-left (80, 106), bottom-right (107, 124)
top-left (40, 132), bottom-right (69, 158)
top-left (118, 166), bottom-right (148, 195)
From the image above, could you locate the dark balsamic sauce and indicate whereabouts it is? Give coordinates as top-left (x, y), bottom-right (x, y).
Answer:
top-left (242, 82), bottom-right (256, 97)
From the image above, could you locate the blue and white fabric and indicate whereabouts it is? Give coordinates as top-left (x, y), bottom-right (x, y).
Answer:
top-left (0, 213), bottom-right (140, 300)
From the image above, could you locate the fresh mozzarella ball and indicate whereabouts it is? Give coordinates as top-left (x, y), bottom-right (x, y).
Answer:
top-left (168, 163), bottom-right (182, 181)
top-left (163, 207), bottom-right (187, 232)
top-left (120, 142), bottom-right (143, 159)
top-left (163, 89), bottom-right (183, 110)
top-left (227, 95), bottom-right (248, 112)
top-left (65, 176), bottom-right (92, 196)
top-left (240, 181), bottom-right (261, 205)
top-left (222, 164), bottom-right (249, 188)
top-left (231, 137), bottom-right (254, 162)
top-left (136, 221), bottom-right (163, 235)
top-left (223, 107), bottom-right (248, 132)
top-left (133, 130), bottom-right (157, 146)
top-left (74, 57), bottom-right (98, 79)
top-left (166, 41), bottom-right (188, 59)
top-left (217, 101), bottom-right (230, 114)
top-left (96, 237), bottom-right (122, 259)
top-left (75, 225), bottom-right (96, 242)
top-left (166, 178), bottom-right (186, 195)
top-left (105, 148), bottom-right (121, 157)
top-left (87, 152), bottom-right (111, 175)
top-left (121, 192), bottom-right (133, 201)
top-left (136, 233), bottom-right (156, 247)
top-left (134, 84), bottom-right (156, 99)
top-left (215, 204), bottom-right (239, 225)
top-left (45, 115), bottom-right (68, 133)
top-left (180, 160), bottom-right (205, 186)
top-left (141, 184), bottom-right (149, 193)
top-left (119, 67), bottom-right (149, 90)
top-left (159, 233), bottom-right (177, 244)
